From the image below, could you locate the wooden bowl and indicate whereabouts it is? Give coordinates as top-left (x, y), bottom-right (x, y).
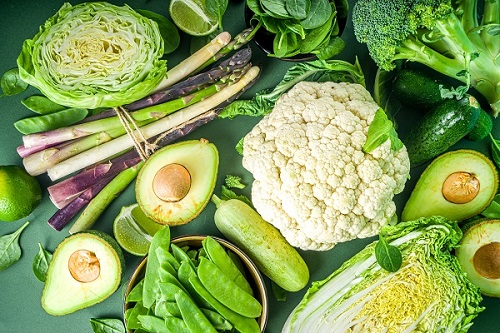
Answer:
top-left (124, 234), bottom-right (269, 332)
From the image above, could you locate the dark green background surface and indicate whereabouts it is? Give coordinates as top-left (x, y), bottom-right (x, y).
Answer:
top-left (0, 0), bottom-right (498, 332)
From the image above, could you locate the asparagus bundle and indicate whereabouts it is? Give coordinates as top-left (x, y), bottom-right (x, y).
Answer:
top-left (17, 30), bottom-right (260, 231)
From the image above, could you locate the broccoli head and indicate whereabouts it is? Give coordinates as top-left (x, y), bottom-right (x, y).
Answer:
top-left (352, 0), bottom-right (499, 115)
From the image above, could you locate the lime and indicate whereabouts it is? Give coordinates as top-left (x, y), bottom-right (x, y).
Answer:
top-left (169, 0), bottom-right (218, 36)
top-left (0, 165), bottom-right (42, 222)
top-left (113, 203), bottom-right (164, 256)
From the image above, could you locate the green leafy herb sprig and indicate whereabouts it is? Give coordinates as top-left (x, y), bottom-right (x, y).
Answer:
top-left (375, 234), bottom-right (402, 272)
top-left (0, 221), bottom-right (29, 272)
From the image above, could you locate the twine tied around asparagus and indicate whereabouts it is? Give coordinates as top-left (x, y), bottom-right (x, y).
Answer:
top-left (114, 106), bottom-right (155, 161)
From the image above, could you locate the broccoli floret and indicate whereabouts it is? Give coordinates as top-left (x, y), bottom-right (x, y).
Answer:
top-left (352, 0), bottom-right (499, 115)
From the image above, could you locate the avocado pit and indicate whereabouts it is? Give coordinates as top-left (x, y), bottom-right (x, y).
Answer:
top-left (153, 163), bottom-right (191, 202)
top-left (442, 171), bottom-right (480, 204)
top-left (68, 250), bottom-right (100, 283)
top-left (473, 242), bottom-right (500, 280)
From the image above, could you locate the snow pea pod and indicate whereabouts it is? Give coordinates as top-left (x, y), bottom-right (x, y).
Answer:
top-left (176, 287), bottom-right (218, 333)
top-left (202, 236), bottom-right (253, 295)
top-left (138, 315), bottom-right (170, 333)
top-left (14, 108), bottom-right (88, 134)
top-left (125, 278), bottom-right (144, 303)
top-left (171, 243), bottom-right (195, 268)
top-left (177, 261), bottom-right (212, 309)
top-left (198, 257), bottom-right (262, 318)
top-left (155, 246), bottom-right (180, 270)
top-left (21, 95), bottom-right (65, 114)
top-left (201, 308), bottom-right (234, 331)
top-left (164, 316), bottom-right (190, 333)
top-left (143, 226), bottom-right (170, 308)
top-left (125, 301), bottom-right (148, 331)
top-left (155, 300), bottom-right (181, 318)
top-left (158, 268), bottom-right (186, 292)
top-left (188, 273), bottom-right (261, 333)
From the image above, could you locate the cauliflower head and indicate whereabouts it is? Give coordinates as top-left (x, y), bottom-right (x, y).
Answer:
top-left (242, 81), bottom-right (410, 251)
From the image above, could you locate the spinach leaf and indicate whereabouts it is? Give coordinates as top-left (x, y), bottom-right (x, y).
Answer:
top-left (489, 133), bottom-right (500, 170)
top-left (300, 0), bottom-right (331, 29)
top-left (285, 0), bottom-right (310, 20)
top-left (33, 243), bottom-right (53, 282)
top-left (0, 221), bottom-right (29, 272)
top-left (260, 0), bottom-right (291, 18)
top-left (375, 234), bottom-right (402, 272)
top-left (314, 36), bottom-right (345, 60)
top-left (136, 10), bottom-right (180, 55)
top-left (205, 0), bottom-right (229, 29)
top-left (274, 29), bottom-right (299, 58)
top-left (1, 68), bottom-right (28, 97)
top-left (90, 318), bottom-right (125, 333)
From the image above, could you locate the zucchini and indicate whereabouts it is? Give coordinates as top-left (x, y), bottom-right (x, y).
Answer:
top-left (212, 196), bottom-right (309, 292)
top-left (392, 68), bottom-right (444, 110)
top-left (404, 95), bottom-right (481, 167)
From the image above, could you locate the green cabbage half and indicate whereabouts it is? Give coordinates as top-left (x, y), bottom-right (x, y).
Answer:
top-left (17, 2), bottom-right (166, 109)
top-left (283, 216), bottom-right (484, 333)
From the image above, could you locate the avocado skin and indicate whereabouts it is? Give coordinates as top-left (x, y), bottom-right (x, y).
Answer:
top-left (456, 219), bottom-right (500, 297)
top-left (401, 149), bottom-right (498, 222)
top-left (41, 230), bottom-right (125, 316)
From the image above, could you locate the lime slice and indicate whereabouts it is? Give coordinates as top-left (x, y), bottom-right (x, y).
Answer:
top-left (113, 203), bottom-right (164, 256)
top-left (169, 0), bottom-right (218, 36)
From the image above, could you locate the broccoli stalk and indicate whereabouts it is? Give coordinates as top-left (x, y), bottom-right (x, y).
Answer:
top-left (352, 0), bottom-right (499, 115)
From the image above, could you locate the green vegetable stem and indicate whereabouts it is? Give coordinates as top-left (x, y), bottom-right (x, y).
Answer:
top-left (352, 0), bottom-right (500, 115)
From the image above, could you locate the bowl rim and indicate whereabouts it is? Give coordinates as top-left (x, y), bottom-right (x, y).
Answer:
top-left (123, 234), bottom-right (269, 332)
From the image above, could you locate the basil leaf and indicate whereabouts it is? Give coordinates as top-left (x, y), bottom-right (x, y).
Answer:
top-left (90, 318), bottom-right (125, 333)
top-left (1, 68), bottom-right (28, 97)
top-left (364, 108), bottom-right (403, 153)
top-left (32, 243), bottom-right (53, 282)
top-left (375, 234), bottom-right (402, 272)
top-left (0, 221), bottom-right (29, 272)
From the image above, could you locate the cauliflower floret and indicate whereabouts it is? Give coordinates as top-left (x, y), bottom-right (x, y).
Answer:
top-left (242, 81), bottom-right (410, 251)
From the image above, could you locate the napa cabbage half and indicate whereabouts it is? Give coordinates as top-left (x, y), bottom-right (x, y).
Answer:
top-left (282, 216), bottom-right (484, 333)
top-left (17, 2), bottom-right (166, 109)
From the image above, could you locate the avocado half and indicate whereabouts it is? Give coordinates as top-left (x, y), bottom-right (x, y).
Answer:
top-left (456, 219), bottom-right (500, 297)
top-left (41, 231), bottom-right (125, 316)
top-left (402, 149), bottom-right (498, 222)
top-left (135, 138), bottom-right (219, 226)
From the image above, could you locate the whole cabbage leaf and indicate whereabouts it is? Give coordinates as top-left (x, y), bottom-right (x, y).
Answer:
top-left (17, 2), bottom-right (166, 109)
top-left (282, 216), bottom-right (484, 333)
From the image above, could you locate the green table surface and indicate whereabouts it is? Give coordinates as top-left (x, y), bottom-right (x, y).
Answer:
top-left (0, 0), bottom-right (498, 332)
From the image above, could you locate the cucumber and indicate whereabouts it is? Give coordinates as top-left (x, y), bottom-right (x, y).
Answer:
top-left (212, 196), bottom-right (309, 292)
top-left (392, 68), bottom-right (444, 110)
top-left (467, 108), bottom-right (493, 141)
top-left (404, 95), bottom-right (481, 167)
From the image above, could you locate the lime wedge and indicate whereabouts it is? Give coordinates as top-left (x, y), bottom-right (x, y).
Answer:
top-left (169, 0), bottom-right (218, 36)
top-left (113, 203), bottom-right (164, 256)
